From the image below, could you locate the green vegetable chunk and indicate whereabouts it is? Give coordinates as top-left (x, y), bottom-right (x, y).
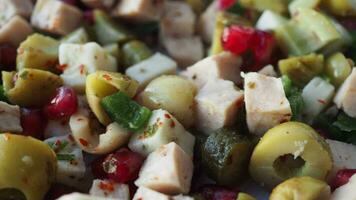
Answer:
top-left (202, 128), bottom-right (254, 186)
top-left (60, 27), bottom-right (90, 44)
top-left (122, 40), bottom-right (152, 68)
top-left (282, 75), bottom-right (305, 121)
top-left (325, 52), bottom-right (352, 87)
top-left (16, 34), bottom-right (59, 73)
top-left (101, 92), bottom-right (152, 132)
top-left (94, 10), bottom-right (133, 45)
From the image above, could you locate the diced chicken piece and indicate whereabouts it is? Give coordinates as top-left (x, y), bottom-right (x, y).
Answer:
top-left (44, 135), bottom-right (86, 187)
top-left (81, 0), bottom-right (116, 9)
top-left (112, 0), bottom-right (164, 22)
top-left (195, 79), bottom-right (244, 134)
top-left (330, 174), bottom-right (356, 200)
top-left (0, 16), bottom-right (33, 46)
top-left (0, 0), bottom-right (33, 27)
top-left (31, 0), bottom-right (83, 35)
top-left (57, 192), bottom-right (115, 200)
top-left (90, 179), bottom-right (129, 200)
top-left (44, 119), bottom-right (71, 139)
top-left (59, 42), bottom-right (117, 93)
top-left (334, 68), bottom-right (356, 118)
top-left (133, 187), bottom-right (194, 200)
top-left (161, 36), bottom-right (204, 67)
top-left (135, 142), bottom-right (193, 195)
top-left (258, 65), bottom-right (277, 77)
top-left (244, 72), bottom-right (292, 135)
top-left (125, 53), bottom-right (177, 90)
top-left (198, 1), bottom-right (218, 43)
top-left (0, 101), bottom-right (22, 133)
top-left (181, 52), bottom-right (242, 89)
top-left (160, 1), bottom-right (195, 37)
top-left (326, 139), bottom-right (356, 181)
top-left (129, 109), bottom-right (195, 157)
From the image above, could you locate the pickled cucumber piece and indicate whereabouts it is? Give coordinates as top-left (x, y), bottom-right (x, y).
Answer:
top-left (279, 54), bottom-right (324, 87)
top-left (239, 0), bottom-right (289, 13)
top-left (289, 0), bottom-right (321, 16)
top-left (61, 27), bottom-right (90, 44)
top-left (2, 69), bottom-right (63, 107)
top-left (104, 43), bottom-right (121, 60)
top-left (249, 122), bottom-right (332, 188)
top-left (323, 0), bottom-right (356, 16)
top-left (94, 10), bottom-right (133, 45)
top-left (17, 33), bottom-right (59, 72)
top-left (236, 193), bottom-right (256, 200)
top-left (202, 128), bottom-right (255, 186)
top-left (122, 40), bottom-right (152, 68)
top-left (0, 134), bottom-right (57, 200)
top-left (86, 71), bottom-right (139, 125)
top-left (325, 53), bottom-right (352, 87)
top-left (270, 176), bottom-right (331, 200)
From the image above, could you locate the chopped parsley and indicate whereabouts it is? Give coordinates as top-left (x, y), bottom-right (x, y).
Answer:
top-left (57, 154), bottom-right (75, 161)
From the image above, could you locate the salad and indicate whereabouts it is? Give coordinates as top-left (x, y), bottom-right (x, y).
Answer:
top-left (0, 0), bottom-right (356, 199)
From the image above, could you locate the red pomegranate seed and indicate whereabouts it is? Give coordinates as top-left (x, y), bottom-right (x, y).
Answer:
top-left (21, 108), bottom-right (47, 139)
top-left (222, 25), bottom-right (255, 55)
top-left (0, 44), bottom-right (17, 70)
top-left (200, 185), bottom-right (238, 200)
top-left (103, 148), bottom-right (144, 183)
top-left (218, 0), bottom-right (236, 10)
top-left (43, 86), bottom-right (78, 120)
top-left (331, 169), bottom-right (356, 189)
top-left (91, 156), bottom-right (108, 179)
top-left (251, 31), bottom-right (275, 64)
top-left (45, 183), bottom-right (77, 200)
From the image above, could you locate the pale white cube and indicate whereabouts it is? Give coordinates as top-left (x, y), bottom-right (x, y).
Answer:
top-left (133, 187), bottom-right (194, 200)
top-left (90, 179), bottom-right (129, 200)
top-left (0, 101), bottom-right (22, 133)
top-left (0, 0), bottom-right (33, 27)
top-left (57, 193), bottom-right (114, 200)
top-left (330, 174), bottom-right (356, 200)
top-left (198, 1), bottom-right (218, 43)
top-left (334, 68), bottom-right (356, 118)
top-left (0, 16), bottom-right (33, 46)
top-left (112, 0), bottom-right (164, 22)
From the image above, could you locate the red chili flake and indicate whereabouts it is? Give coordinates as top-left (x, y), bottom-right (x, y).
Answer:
top-left (164, 114), bottom-right (171, 119)
top-left (68, 134), bottom-right (75, 142)
top-left (318, 99), bottom-right (326, 104)
top-left (99, 181), bottom-right (115, 192)
top-left (102, 74), bottom-right (112, 81)
top-left (55, 140), bottom-right (62, 146)
top-left (56, 64), bottom-right (68, 72)
top-left (3, 134), bottom-right (10, 141)
top-left (170, 120), bottom-right (175, 128)
top-left (79, 64), bottom-right (85, 75)
top-left (77, 118), bottom-right (83, 121)
top-left (79, 138), bottom-right (89, 146)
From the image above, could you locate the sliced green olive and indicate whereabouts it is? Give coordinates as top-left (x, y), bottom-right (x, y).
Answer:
top-left (325, 52), bottom-right (352, 87)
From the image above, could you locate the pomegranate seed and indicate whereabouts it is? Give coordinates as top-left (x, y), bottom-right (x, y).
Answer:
top-left (45, 183), bottom-right (77, 200)
top-left (0, 44), bottom-right (17, 71)
top-left (21, 108), bottom-right (47, 139)
top-left (247, 31), bottom-right (275, 72)
top-left (222, 25), bottom-right (255, 55)
top-left (331, 169), bottom-right (356, 189)
top-left (218, 0), bottom-right (236, 10)
top-left (103, 148), bottom-right (144, 183)
top-left (43, 87), bottom-right (78, 120)
top-left (200, 185), bottom-right (238, 200)
top-left (91, 156), bottom-right (108, 179)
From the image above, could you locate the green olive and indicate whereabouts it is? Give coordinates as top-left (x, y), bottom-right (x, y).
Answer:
top-left (86, 71), bottom-right (139, 125)
top-left (249, 122), bottom-right (332, 189)
top-left (236, 193), bottom-right (256, 200)
top-left (2, 69), bottom-right (63, 107)
top-left (270, 176), bottom-right (331, 200)
top-left (0, 134), bottom-right (57, 200)
top-left (325, 52), bottom-right (352, 87)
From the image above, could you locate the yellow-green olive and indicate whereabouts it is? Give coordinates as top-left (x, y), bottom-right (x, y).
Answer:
top-left (86, 71), bottom-right (139, 125)
top-left (0, 134), bottom-right (57, 200)
top-left (249, 122), bottom-right (332, 189)
top-left (2, 69), bottom-right (63, 107)
top-left (236, 193), bottom-right (256, 200)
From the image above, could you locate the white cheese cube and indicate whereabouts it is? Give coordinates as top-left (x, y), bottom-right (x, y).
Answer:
top-left (31, 0), bottom-right (83, 35)
top-left (59, 42), bottom-right (117, 93)
top-left (255, 10), bottom-right (288, 31)
top-left (330, 174), bottom-right (356, 200)
top-left (302, 77), bottom-right (335, 123)
top-left (133, 187), bottom-right (194, 200)
top-left (44, 135), bottom-right (86, 187)
top-left (0, 0), bottom-right (33, 27)
top-left (198, 1), bottom-right (218, 43)
top-left (181, 52), bottom-right (242, 89)
top-left (334, 68), bottom-right (356, 118)
top-left (90, 179), bottom-right (129, 200)
top-left (195, 79), bottom-right (244, 134)
top-left (112, 0), bottom-right (164, 22)
top-left (258, 64), bottom-right (277, 77)
top-left (125, 53), bottom-right (177, 90)
top-left (44, 119), bottom-right (71, 139)
top-left (326, 139), bottom-right (356, 181)
top-left (161, 36), bottom-right (204, 67)
top-left (135, 142), bottom-right (194, 195)
top-left (244, 72), bottom-right (292, 135)
top-left (129, 109), bottom-right (195, 157)
top-left (0, 101), bottom-right (22, 133)
top-left (0, 16), bottom-right (33, 46)
top-left (57, 192), bottom-right (115, 200)
top-left (81, 0), bottom-right (116, 9)
top-left (160, 1), bottom-right (195, 37)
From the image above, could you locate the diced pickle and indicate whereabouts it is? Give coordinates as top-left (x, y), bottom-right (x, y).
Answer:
top-left (94, 10), bottom-right (133, 45)
top-left (60, 27), bottom-right (90, 44)
top-left (279, 53), bottom-right (324, 87)
top-left (16, 34), bottom-right (59, 73)
top-left (86, 71), bottom-right (139, 125)
top-left (202, 128), bottom-right (255, 186)
top-left (104, 43), bottom-right (122, 68)
top-left (325, 52), bottom-right (352, 87)
top-left (122, 40), bottom-right (152, 68)
top-left (288, 0), bottom-right (321, 16)
top-left (237, 193), bottom-right (256, 200)
top-left (2, 69), bottom-right (63, 107)
top-left (0, 134), bottom-right (57, 200)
